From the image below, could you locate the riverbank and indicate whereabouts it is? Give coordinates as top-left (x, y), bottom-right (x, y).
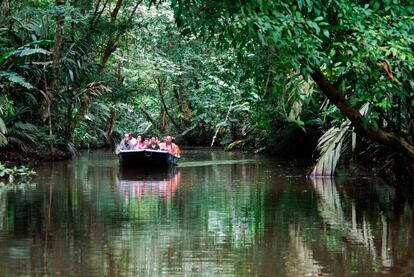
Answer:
top-left (360, 150), bottom-right (414, 185)
top-left (0, 149), bottom-right (72, 167)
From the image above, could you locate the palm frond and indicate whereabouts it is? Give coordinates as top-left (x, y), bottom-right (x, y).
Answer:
top-left (66, 141), bottom-right (77, 156)
top-left (311, 103), bottom-right (370, 177)
top-left (83, 82), bottom-right (112, 96)
top-left (0, 133), bottom-right (7, 147)
top-left (7, 122), bottom-right (39, 152)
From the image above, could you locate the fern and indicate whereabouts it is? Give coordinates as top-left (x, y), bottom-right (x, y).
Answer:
top-left (0, 71), bottom-right (33, 89)
top-left (7, 122), bottom-right (39, 152)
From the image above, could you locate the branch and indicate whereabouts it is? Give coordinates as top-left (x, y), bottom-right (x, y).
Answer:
top-left (100, 0), bottom-right (143, 70)
top-left (139, 105), bottom-right (164, 132)
top-left (89, 0), bottom-right (109, 30)
top-left (156, 78), bottom-right (183, 131)
top-left (311, 70), bottom-right (414, 159)
top-left (89, 0), bottom-right (102, 29)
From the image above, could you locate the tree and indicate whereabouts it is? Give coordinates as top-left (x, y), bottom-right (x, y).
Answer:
top-left (167, 0), bottom-right (414, 159)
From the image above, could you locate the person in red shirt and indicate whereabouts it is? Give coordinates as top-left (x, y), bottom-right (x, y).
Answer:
top-left (134, 135), bottom-right (147, 149)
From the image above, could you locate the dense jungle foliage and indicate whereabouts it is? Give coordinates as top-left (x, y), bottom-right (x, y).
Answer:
top-left (1, 0), bottom-right (413, 178)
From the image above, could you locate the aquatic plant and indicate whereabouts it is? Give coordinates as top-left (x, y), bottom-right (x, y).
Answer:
top-left (0, 162), bottom-right (37, 183)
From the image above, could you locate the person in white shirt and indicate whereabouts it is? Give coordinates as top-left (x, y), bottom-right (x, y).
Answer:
top-left (120, 133), bottom-right (137, 150)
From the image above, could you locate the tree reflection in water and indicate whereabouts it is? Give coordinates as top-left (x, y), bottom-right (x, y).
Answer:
top-left (2, 150), bottom-right (414, 276)
top-left (307, 177), bottom-right (407, 273)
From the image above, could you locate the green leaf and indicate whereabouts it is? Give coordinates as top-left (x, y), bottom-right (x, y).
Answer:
top-left (69, 69), bottom-right (74, 82)
top-left (298, 0), bottom-right (304, 10)
top-left (307, 20), bottom-right (320, 35)
top-left (18, 48), bottom-right (51, 57)
top-left (0, 71), bottom-right (34, 89)
top-left (0, 117), bottom-right (6, 134)
top-left (0, 50), bottom-right (15, 64)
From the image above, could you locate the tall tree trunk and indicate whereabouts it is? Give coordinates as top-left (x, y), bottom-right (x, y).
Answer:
top-left (177, 74), bottom-right (193, 126)
top-left (104, 109), bottom-right (118, 144)
top-left (263, 68), bottom-right (273, 97)
top-left (52, 0), bottom-right (65, 89)
top-left (211, 101), bottom-right (233, 147)
top-left (65, 100), bottom-right (73, 140)
top-left (140, 105), bottom-right (165, 133)
top-left (72, 97), bottom-right (92, 134)
top-left (0, 0), bottom-right (9, 24)
top-left (311, 70), bottom-right (414, 159)
top-left (159, 110), bottom-right (167, 133)
top-left (45, 0), bottom-right (65, 155)
top-left (89, 0), bottom-right (110, 30)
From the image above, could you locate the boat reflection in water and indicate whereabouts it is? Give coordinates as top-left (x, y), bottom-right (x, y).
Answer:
top-left (117, 167), bottom-right (181, 201)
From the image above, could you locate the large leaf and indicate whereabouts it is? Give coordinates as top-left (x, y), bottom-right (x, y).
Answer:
top-left (0, 50), bottom-right (15, 64)
top-left (0, 116), bottom-right (7, 146)
top-left (17, 48), bottom-right (51, 57)
top-left (0, 117), bottom-right (6, 134)
top-left (0, 40), bottom-right (53, 63)
top-left (0, 71), bottom-right (34, 89)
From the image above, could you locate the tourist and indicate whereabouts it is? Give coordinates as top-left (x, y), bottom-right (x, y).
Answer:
top-left (134, 135), bottom-right (146, 149)
top-left (120, 133), bottom-right (137, 150)
top-left (160, 135), bottom-right (181, 157)
top-left (146, 136), bottom-right (160, 150)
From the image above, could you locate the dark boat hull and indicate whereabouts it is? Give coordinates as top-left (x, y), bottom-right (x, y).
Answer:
top-left (119, 166), bottom-right (179, 180)
top-left (118, 149), bottom-right (180, 167)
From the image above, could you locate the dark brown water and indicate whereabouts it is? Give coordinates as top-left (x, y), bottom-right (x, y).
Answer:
top-left (1, 149), bottom-right (414, 276)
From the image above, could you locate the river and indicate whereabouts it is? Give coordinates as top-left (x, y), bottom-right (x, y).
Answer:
top-left (0, 149), bottom-right (413, 276)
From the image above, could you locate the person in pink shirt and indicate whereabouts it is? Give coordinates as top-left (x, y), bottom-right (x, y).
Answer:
top-left (134, 135), bottom-right (147, 149)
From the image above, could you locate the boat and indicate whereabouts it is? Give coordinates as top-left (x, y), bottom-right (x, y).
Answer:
top-left (117, 149), bottom-right (180, 167)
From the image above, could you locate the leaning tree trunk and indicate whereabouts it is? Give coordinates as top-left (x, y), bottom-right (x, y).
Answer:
top-left (311, 70), bottom-right (414, 160)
